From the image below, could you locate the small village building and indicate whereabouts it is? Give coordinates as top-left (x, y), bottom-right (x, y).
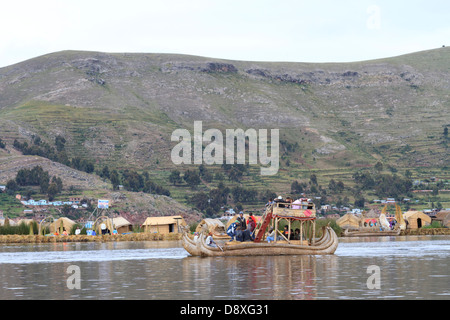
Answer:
top-left (69, 197), bottom-right (82, 204)
top-left (141, 215), bottom-right (186, 234)
top-left (0, 217), bottom-right (17, 226)
top-left (49, 217), bottom-right (76, 234)
top-left (112, 217), bottom-right (133, 234)
top-left (16, 218), bottom-right (37, 226)
top-left (434, 210), bottom-right (450, 228)
top-left (403, 210), bottom-right (431, 229)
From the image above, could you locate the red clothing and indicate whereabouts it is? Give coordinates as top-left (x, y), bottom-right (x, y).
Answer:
top-left (247, 217), bottom-right (256, 232)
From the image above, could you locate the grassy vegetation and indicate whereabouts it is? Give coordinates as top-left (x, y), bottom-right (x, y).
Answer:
top-left (0, 220), bottom-right (38, 235)
top-left (0, 193), bottom-right (24, 217)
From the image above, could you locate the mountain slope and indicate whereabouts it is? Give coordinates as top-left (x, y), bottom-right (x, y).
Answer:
top-left (0, 48), bottom-right (449, 195)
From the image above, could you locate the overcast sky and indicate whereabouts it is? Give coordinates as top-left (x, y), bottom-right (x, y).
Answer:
top-left (0, 0), bottom-right (449, 68)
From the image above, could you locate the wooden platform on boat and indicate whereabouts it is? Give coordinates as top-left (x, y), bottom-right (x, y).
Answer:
top-left (272, 202), bottom-right (315, 218)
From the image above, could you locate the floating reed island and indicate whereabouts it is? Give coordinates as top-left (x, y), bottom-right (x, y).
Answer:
top-left (0, 233), bottom-right (182, 244)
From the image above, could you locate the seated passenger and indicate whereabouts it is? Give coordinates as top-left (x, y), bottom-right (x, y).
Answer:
top-left (292, 199), bottom-right (301, 209)
top-left (242, 229), bottom-right (253, 242)
top-left (206, 232), bottom-right (217, 247)
top-left (285, 197), bottom-right (293, 208)
top-left (275, 196), bottom-right (285, 207)
top-left (294, 228), bottom-right (300, 240)
top-left (235, 227), bottom-right (244, 242)
top-left (226, 222), bottom-right (237, 241)
top-left (283, 225), bottom-right (290, 239)
top-left (267, 227), bottom-right (275, 243)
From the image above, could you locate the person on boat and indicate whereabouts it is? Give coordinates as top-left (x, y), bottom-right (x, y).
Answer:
top-left (193, 232), bottom-right (199, 242)
top-left (265, 198), bottom-right (274, 207)
top-left (274, 195), bottom-right (285, 207)
top-left (285, 197), bottom-right (293, 208)
top-left (206, 232), bottom-right (217, 248)
top-left (294, 228), bottom-right (300, 240)
top-left (226, 222), bottom-right (237, 241)
top-left (283, 225), bottom-right (293, 240)
top-left (234, 224), bottom-right (253, 242)
top-left (235, 226), bottom-right (244, 241)
top-left (266, 227), bottom-right (275, 243)
top-left (247, 212), bottom-right (256, 232)
top-left (236, 212), bottom-right (247, 230)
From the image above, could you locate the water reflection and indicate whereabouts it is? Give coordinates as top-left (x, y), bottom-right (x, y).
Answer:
top-left (181, 255), bottom-right (337, 300)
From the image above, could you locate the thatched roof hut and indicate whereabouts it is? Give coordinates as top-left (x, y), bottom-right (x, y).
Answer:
top-left (141, 215), bottom-right (186, 234)
top-left (336, 213), bottom-right (360, 230)
top-left (435, 210), bottom-right (450, 228)
top-left (403, 211), bottom-right (431, 229)
top-left (112, 217), bottom-right (133, 234)
top-left (195, 218), bottom-right (227, 238)
top-left (16, 219), bottom-right (36, 226)
top-left (0, 218), bottom-right (17, 226)
top-left (49, 217), bottom-right (76, 234)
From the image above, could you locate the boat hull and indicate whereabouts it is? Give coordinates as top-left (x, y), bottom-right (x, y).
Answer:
top-left (342, 228), bottom-right (401, 237)
top-left (182, 226), bottom-right (338, 257)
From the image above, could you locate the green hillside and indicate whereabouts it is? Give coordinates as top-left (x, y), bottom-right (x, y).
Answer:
top-left (0, 48), bottom-right (449, 214)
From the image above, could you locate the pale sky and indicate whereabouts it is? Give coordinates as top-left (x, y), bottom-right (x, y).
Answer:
top-left (0, 0), bottom-right (449, 68)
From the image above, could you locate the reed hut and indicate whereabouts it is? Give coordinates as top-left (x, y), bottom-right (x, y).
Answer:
top-left (403, 211), bottom-right (431, 229)
top-left (435, 210), bottom-right (450, 228)
top-left (0, 218), bottom-right (17, 226)
top-left (49, 217), bottom-right (76, 234)
top-left (336, 213), bottom-right (360, 230)
top-left (16, 219), bottom-right (36, 226)
top-left (141, 215), bottom-right (186, 234)
top-left (112, 217), bottom-right (133, 234)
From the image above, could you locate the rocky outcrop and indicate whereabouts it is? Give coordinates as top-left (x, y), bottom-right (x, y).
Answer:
top-left (202, 62), bottom-right (238, 73)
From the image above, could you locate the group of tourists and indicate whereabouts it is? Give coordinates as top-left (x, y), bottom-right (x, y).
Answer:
top-left (226, 211), bottom-right (257, 242)
top-left (206, 194), bottom-right (308, 247)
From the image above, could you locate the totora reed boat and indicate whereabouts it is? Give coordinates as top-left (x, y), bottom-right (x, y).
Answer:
top-left (340, 204), bottom-right (406, 237)
top-left (182, 199), bottom-right (338, 257)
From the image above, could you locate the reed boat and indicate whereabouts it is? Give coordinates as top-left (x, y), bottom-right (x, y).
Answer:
top-left (182, 199), bottom-right (339, 257)
top-left (340, 204), bottom-right (406, 237)
top-left (343, 228), bottom-right (401, 237)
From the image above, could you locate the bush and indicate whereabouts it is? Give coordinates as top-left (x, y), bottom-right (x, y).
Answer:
top-left (423, 221), bottom-right (443, 229)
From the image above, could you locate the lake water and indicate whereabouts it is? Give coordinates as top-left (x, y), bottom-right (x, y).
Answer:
top-left (0, 235), bottom-right (449, 300)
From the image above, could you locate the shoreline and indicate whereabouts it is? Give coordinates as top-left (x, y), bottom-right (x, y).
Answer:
top-left (0, 233), bottom-right (183, 244)
top-left (1, 229), bottom-right (449, 244)
top-left (401, 228), bottom-right (450, 236)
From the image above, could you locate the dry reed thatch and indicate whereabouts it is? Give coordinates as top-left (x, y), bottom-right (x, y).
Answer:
top-left (0, 232), bottom-right (182, 244)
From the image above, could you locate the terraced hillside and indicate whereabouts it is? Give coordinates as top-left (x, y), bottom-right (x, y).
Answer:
top-left (0, 48), bottom-right (449, 208)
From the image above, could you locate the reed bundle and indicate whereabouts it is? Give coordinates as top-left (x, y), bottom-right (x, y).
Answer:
top-left (0, 232), bottom-right (182, 244)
